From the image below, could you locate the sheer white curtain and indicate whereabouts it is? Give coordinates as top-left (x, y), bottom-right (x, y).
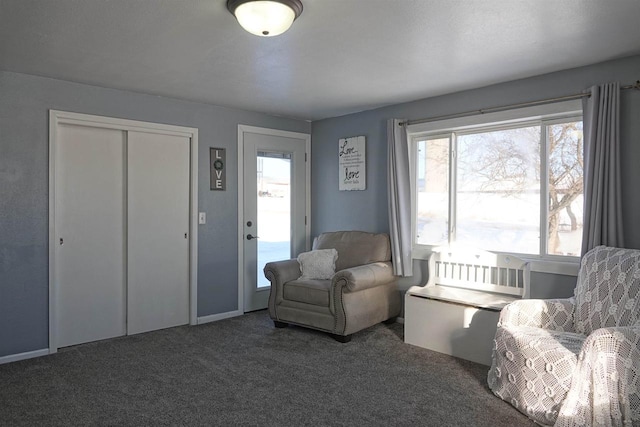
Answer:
top-left (581, 82), bottom-right (624, 254)
top-left (387, 119), bottom-right (413, 276)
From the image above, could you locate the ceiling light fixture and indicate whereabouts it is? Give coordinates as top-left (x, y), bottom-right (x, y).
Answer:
top-left (227, 0), bottom-right (303, 37)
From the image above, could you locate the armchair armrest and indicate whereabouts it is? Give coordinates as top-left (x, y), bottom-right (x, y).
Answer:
top-left (332, 261), bottom-right (395, 293)
top-left (264, 259), bottom-right (301, 320)
top-left (263, 259), bottom-right (301, 287)
top-left (555, 324), bottom-right (640, 426)
top-left (499, 298), bottom-right (576, 332)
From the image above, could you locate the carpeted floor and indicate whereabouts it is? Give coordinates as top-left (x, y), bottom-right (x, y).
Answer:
top-left (0, 311), bottom-right (534, 426)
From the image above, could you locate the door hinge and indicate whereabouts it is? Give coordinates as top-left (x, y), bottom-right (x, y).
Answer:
top-left (305, 153), bottom-right (308, 162)
top-left (305, 216), bottom-right (307, 225)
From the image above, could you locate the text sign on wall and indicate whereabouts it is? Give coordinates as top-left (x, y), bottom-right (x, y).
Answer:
top-left (338, 136), bottom-right (366, 191)
top-left (210, 147), bottom-right (226, 191)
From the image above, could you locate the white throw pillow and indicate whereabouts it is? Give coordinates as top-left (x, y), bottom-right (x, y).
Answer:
top-left (297, 249), bottom-right (338, 280)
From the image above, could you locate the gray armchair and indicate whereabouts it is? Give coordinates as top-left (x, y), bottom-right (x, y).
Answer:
top-left (263, 231), bottom-right (401, 342)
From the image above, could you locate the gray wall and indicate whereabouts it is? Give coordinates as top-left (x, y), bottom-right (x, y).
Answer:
top-left (0, 71), bottom-right (310, 357)
top-left (311, 54), bottom-right (640, 297)
top-left (2, 54), bottom-right (639, 357)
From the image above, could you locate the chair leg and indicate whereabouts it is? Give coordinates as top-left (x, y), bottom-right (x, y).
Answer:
top-left (332, 334), bottom-right (352, 343)
top-left (273, 320), bottom-right (288, 328)
top-left (383, 316), bottom-right (398, 325)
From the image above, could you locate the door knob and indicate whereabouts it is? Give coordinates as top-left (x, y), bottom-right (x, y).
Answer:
top-left (246, 234), bottom-right (259, 240)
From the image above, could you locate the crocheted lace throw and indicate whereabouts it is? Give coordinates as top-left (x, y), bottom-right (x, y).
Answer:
top-left (488, 246), bottom-right (640, 426)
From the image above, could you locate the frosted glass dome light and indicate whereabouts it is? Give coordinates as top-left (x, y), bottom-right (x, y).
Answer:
top-left (227, 0), bottom-right (303, 37)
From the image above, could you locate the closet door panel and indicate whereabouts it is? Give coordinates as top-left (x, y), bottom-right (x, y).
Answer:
top-left (55, 124), bottom-right (126, 347)
top-left (127, 131), bottom-right (190, 335)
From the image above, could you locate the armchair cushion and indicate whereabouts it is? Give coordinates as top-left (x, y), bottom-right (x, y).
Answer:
top-left (297, 249), bottom-right (338, 280)
top-left (283, 279), bottom-right (330, 307)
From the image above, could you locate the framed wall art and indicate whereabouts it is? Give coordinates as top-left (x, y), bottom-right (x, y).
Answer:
top-left (338, 136), bottom-right (365, 191)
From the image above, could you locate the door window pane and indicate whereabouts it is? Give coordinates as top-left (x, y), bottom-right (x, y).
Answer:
top-left (456, 126), bottom-right (541, 254)
top-left (256, 153), bottom-right (291, 288)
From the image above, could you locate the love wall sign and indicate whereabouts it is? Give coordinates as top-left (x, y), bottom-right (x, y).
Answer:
top-left (210, 147), bottom-right (226, 191)
top-left (338, 136), bottom-right (366, 191)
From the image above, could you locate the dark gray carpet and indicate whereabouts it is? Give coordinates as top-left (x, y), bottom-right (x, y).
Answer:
top-left (0, 311), bottom-right (534, 426)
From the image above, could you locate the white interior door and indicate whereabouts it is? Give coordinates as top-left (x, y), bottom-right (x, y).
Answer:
top-left (242, 128), bottom-right (309, 312)
top-left (54, 124), bottom-right (127, 348)
top-left (127, 131), bottom-right (191, 335)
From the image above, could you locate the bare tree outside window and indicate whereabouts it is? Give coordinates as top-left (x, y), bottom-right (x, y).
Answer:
top-left (547, 122), bottom-right (583, 255)
top-left (457, 126), bottom-right (540, 254)
top-left (414, 119), bottom-right (583, 257)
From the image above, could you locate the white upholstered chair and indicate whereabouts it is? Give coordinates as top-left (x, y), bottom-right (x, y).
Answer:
top-left (488, 246), bottom-right (640, 426)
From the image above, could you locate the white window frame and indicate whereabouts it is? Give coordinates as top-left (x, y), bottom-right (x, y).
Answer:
top-left (407, 100), bottom-right (583, 276)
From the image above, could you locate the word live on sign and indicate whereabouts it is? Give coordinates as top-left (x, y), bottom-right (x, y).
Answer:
top-left (210, 147), bottom-right (226, 191)
top-left (338, 136), bottom-right (366, 191)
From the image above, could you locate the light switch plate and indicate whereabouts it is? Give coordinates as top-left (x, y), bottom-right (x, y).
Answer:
top-left (198, 212), bottom-right (206, 224)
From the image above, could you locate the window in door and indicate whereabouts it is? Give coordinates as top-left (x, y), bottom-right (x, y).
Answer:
top-left (256, 151), bottom-right (292, 289)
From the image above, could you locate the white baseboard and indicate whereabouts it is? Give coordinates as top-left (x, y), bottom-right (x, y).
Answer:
top-left (197, 310), bottom-right (243, 325)
top-left (0, 348), bottom-right (50, 365)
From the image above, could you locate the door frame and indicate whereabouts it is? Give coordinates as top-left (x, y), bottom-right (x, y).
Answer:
top-left (237, 125), bottom-right (311, 314)
top-left (48, 110), bottom-right (199, 353)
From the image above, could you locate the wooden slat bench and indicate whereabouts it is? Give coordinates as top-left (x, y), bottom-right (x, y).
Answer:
top-left (404, 247), bottom-right (530, 365)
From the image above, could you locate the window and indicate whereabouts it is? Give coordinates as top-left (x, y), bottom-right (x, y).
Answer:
top-left (410, 103), bottom-right (583, 259)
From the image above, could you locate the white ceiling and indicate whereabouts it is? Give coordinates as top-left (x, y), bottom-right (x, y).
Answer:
top-left (1, 0), bottom-right (640, 121)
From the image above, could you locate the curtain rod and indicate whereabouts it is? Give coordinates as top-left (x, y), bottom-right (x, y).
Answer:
top-left (400, 79), bottom-right (640, 126)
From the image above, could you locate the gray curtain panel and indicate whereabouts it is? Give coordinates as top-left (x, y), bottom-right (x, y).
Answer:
top-left (581, 82), bottom-right (624, 254)
top-left (387, 119), bottom-right (413, 276)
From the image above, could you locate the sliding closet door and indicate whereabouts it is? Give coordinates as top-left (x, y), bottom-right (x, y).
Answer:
top-left (54, 124), bottom-right (126, 347)
top-left (127, 131), bottom-right (190, 335)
